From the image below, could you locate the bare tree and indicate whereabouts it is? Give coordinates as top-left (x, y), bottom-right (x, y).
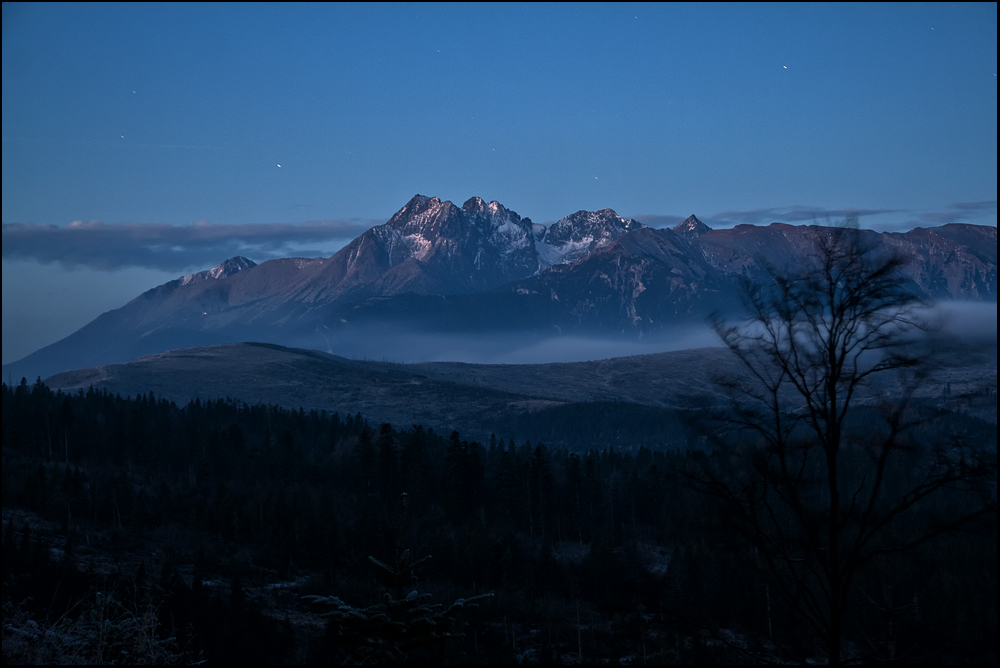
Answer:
top-left (688, 224), bottom-right (996, 664)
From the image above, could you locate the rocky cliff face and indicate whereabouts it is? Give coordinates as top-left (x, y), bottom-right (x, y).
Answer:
top-left (885, 224), bottom-right (997, 300)
top-left (313, 195), bottom-right (642, 298)
top-left (534, 208), bottom-right (645, 270)
top-left (178, 256), bottom-right (257, 286)
top-left (502, 222), bottom-right (997, 331)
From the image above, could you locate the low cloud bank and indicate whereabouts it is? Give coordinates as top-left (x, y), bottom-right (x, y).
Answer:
top-left (926, 301), bottom-right (998, 343)
top-left (705, 206), bottom-right (903, 228)
top-left (1, 219), bottom-right (376, 272)
top-left (296, 324), bottom-right (724, 365)
top-left (319, 302), bottom-right (994, 366)
top-left (632, 201), bottom-right (996, 232)
top-left (912, 201), bottom-right (997, 226)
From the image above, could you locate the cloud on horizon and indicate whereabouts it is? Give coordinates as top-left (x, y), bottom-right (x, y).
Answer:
top-left (632, 206), bottom-right (905, 229)
top-left (1, 219), bottom-right (376, 272)
top-left (704, 206), bottom-right (905, 228)
top-left (633, 201), bottom-right (998, 233)
top-left (908, 200), bottom-right (998, 226)
top-left (631, 214), bottom-right (690, 228)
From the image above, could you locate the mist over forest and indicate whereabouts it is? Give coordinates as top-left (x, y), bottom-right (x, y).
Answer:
top-left (303, 325), bottom-right (726, 365)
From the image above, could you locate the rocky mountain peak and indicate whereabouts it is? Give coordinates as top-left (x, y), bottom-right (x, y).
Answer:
top-left (404, 193), bottom-right (440, 209)
top-left (217, 255), bottom-right (257, 275)
top-left (461, 196), bottom-right (522, 226)
top-left (384, 194), bottom-right (457, 236)
top-left (345, 195), bottom-right (535, 292)
top-left (462, 196), bottom-right (487, 212)
top-left (179, 256), bottom-right (257, 286)
top-left (544, 208), bottom-right (643, 241)
top-left (392, 194), bottom-right (449, 220)
top-left (340, 196), bottom-right (693, 292)
top-left (534, 208), bottom-right (645, 270)
top-left (672, 215), bottom-right (711, 237)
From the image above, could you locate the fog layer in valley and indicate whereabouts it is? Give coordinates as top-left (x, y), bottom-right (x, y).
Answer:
top-left (929, 301), bottom-right (998, 342)
top-left (297, 324), bottom-right (725, 365)
top-left (304, 301), bottom-right (997, 366)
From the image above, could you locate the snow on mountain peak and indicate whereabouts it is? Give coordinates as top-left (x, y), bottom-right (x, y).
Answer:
top-left (671, 215), bottom-right (710, 237)
top-left (392, 194), bottom-right (446, 222)
top-left (180, 256), bottom-right (257, 285)
top-left (371, 195), bottom-right (654, 279)
top-left (534, 208), bottom-right (645, 270)
top-left (461, 196), bottom-right (518, 223)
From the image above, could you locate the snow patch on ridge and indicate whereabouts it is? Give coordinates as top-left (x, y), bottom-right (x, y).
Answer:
top-left (536, 235), bottom-right (598, 270)
top-left (373, 195), bottom-right (648, 278)
top-left (180, 256), bottom-right (257, 285)
top-left (404, 232), bottom-right (434, 260)
top-left (533, 209), bottom-right (644, 272)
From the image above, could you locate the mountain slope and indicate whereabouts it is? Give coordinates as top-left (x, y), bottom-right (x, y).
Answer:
top-left (43, 341), bottom-right (997, 441)
top-left (4, 196), bottom-right (647, 379)
top-left (39, 342), bottom-right (753, 438)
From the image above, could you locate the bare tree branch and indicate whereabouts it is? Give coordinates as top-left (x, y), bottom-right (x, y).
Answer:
top-left (687, 224), bottom-right (996, 665)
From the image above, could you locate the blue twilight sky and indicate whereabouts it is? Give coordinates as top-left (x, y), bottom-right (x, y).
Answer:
top-left (2, 2), bottom-right (997, 364)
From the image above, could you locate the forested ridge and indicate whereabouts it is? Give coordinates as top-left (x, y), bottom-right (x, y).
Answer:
top-left (2, 378), bottom-right (996, 663)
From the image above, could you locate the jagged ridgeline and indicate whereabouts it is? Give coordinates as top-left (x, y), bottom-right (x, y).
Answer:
top-left (5, 194), bottom-right (995, 381)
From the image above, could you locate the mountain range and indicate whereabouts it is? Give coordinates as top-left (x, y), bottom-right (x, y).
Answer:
top-left (4, 194), bottom-right (997, 381)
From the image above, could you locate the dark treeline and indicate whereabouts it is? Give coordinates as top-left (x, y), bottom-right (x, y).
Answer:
top-left (2, 378), bottom-right (996, 663)
top-left (487, 401), bottom-right (695, 451)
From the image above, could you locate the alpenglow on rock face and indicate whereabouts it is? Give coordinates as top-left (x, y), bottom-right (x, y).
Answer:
top-left (3, 193), bottom-right (996, 382)
top-left (327, 195), bottom-right (645, 296)
top-left (359, 195), bottom-right (540, 294)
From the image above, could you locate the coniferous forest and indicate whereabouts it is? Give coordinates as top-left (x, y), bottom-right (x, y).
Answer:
top-left (2, 377), bottom-right (995, 664)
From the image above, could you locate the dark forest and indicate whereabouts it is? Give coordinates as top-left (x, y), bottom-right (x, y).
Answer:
top-left (2, 376), bottom-right (995, 664)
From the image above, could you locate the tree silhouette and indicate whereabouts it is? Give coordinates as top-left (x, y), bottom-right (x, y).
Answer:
top-left (688, 223), bottom-right (996, 664)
